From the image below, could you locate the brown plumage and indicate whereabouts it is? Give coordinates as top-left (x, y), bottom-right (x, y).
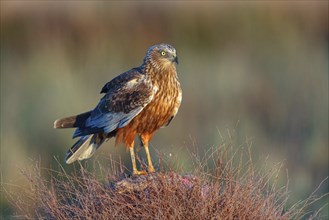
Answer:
top-left (54, 43), bottom-right (182, 175)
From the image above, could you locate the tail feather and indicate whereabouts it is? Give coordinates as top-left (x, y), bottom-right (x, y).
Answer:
top-left (65, 134), bottom-right (105, 164)
top-left (54, 111), bottom-right (91, 129)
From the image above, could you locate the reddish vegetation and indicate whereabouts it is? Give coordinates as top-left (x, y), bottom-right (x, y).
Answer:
top-left (5, 146), bottom-right (326, 219)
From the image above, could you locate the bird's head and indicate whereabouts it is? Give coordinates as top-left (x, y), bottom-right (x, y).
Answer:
top-left (144, 43), bottom-right (178, 70)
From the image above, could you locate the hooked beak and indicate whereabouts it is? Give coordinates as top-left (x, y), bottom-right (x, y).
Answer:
top-left (173, 55), bottom-right (179, 64)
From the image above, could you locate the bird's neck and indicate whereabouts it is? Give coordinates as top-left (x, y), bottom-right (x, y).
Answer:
top-left (141, 61), bottom-right (178, 84)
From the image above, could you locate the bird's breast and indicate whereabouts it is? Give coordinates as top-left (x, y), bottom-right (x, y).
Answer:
top-left (132, 75), bottom-right (181, 134)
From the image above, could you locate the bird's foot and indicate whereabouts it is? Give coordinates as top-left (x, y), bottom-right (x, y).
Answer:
top-left (133, 170), bottom-right (148, 176)
top-left (148, 166), bottom-right (155, 173)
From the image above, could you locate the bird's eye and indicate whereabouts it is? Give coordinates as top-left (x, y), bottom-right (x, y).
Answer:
top-left (161, 51), bottom-right (166, 56)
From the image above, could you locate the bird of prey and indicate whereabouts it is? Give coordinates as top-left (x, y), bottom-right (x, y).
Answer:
top-left (54, 43), bottom-right (182, 175)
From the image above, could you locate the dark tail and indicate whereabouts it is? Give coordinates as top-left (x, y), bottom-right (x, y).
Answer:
top-left (54, 111), bottom-right (91, 129)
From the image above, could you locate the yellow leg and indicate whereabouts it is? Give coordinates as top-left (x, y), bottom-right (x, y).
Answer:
top-left (144, 144), bottom-right (155, 173)
top-left (140, 135), bottom-right (155, 173)
top-left (129, 146), bottom-right (147, 175)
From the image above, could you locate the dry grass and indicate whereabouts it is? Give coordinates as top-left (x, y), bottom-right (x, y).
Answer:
top-left (4, 144), bottom-right (327, 220)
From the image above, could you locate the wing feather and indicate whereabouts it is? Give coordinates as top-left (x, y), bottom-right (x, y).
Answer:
top-left (73, 69), bottom-right (154, 138)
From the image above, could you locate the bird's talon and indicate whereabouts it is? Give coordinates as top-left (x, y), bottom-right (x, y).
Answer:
top-left (133, 170), bottom-right (148, 176)
top-left (148, 167), bottom-right (155, 173)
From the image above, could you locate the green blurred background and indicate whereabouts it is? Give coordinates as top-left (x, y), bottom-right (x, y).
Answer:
top-left (1, 1), bottom-right (328, 218)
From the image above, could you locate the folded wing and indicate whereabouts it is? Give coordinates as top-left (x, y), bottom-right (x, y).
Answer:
top-left (73, 70), bottom-right (155, 138)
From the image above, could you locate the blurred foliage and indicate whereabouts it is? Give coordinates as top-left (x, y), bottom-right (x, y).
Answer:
top-left (1, 1), bottom-right (328, 218)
